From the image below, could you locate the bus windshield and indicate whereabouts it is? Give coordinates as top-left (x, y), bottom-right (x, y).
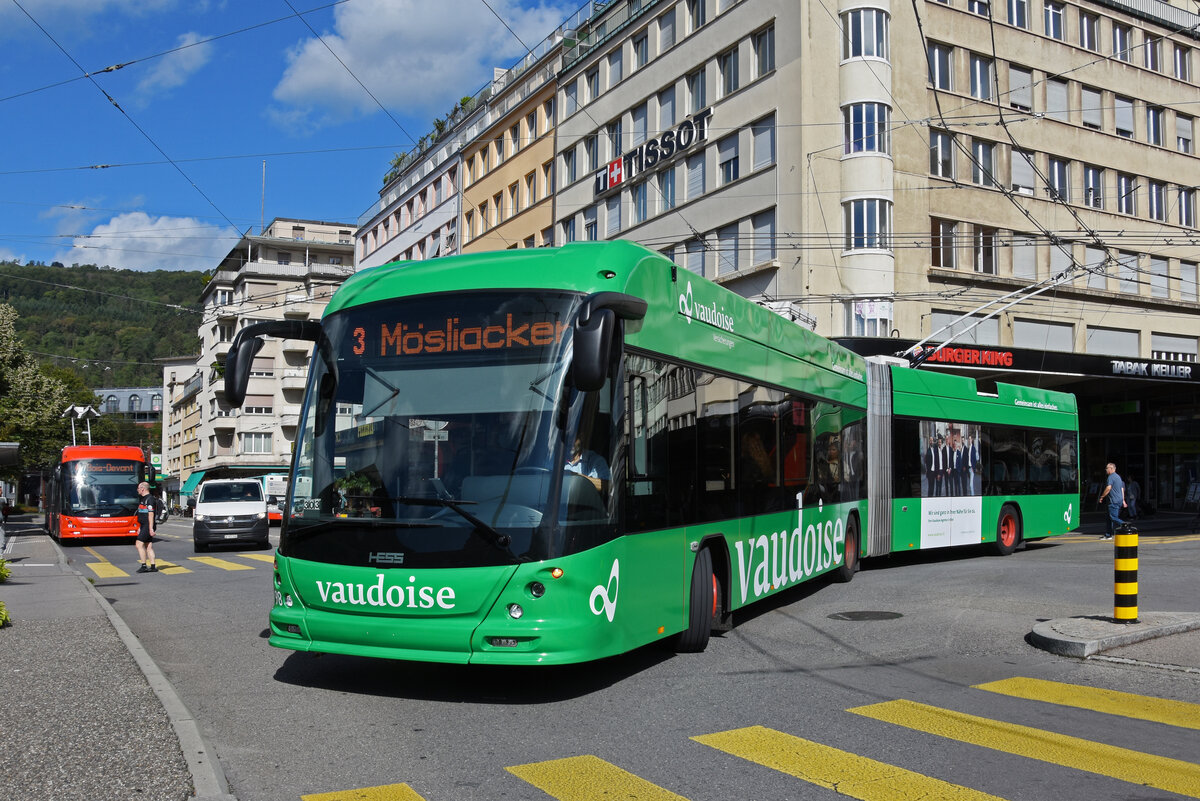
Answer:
top-left (283, 291), bottom-right (620, 568)
top-left (64, 459), bottom-right (143, 516)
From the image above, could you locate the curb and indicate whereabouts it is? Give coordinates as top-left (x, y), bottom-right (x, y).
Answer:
top-left (53, 538), bottom-right (238, 801)
top-left (1030, 612), bottom-right (1200, 658)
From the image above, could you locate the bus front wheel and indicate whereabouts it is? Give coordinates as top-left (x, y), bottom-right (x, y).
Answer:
top-left (835, 515), bottom-right (860, 582)
top-left (674, 546), bottom-right (716, 653)
top-left (993, 504), bottom-right (1021, 556)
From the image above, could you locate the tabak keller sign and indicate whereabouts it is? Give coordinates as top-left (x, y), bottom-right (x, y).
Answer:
top-left (594, 107), bottom-right (714, 197)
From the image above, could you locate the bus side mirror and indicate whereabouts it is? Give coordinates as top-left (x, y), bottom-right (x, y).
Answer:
top-left (224, 320), bottom-right (323, 407)
top-left (573, 307), bottom-right (615, 392)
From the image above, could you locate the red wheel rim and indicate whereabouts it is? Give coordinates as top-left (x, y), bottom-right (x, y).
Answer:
top-left (1000, 515), bottom-right (1017, 547)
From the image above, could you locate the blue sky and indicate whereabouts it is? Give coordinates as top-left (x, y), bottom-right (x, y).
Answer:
top-left (0, 0), bottom-right (576, 270)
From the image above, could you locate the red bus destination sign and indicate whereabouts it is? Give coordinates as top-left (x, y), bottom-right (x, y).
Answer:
top-left (594, 107), bottom-right (713, 197)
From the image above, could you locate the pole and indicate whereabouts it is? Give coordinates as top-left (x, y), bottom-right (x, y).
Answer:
top-left (1113, 523), bottom-right (1139, 623)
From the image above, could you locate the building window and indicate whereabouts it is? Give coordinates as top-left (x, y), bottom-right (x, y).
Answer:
top-left (564, 80), bottom-right (578, 116)
top-left (687, 0), bottom-right (706, 31)
top-left (632, 182), bottom-right (648, 224)
top-left (930, 130), bottom-right (954, 178)
top-left (717, 134), bottom-right (739, 184)
top-left (128, 394), bottom-right (141, 412)
top-left (1148, 180), bottom-right (1166, 221)
top-left (753, 209), bottom-right (775, 265)
top-left (1046, 79), bottom-right (1068, 121)
top-left (606, 119), bottom-right (622, 161)
top-left (584, 206), bottom-right (598, 241)
top-left (1079, 12), bottom-right (1099, 51)
top-left (968, 0), bottom-right (989, 16)
top-left (1115, 96), bottom-right (1134, 138)
top-left (1147, 106), bottom-right (1164, 146)
top-left (1047, 158), bottom-right (1070, 201)
top-left (1181, 188), bottom-right (1196, 227)
top-left (1117, 173), bottom-right (1137, 215)
top-left (1009, 65), bottom-right (1032, 111)
top-left (964, 53), bottom-right (993, 100)
top-left (242, 433), bottom-right (272, 455)
top-left (932, 218), bottom-right (958, 268)
top-left (844, 102), bottom-right (891, 154)
top-left (718, 47), bottom-right (739, 97)
top-left (1043, 1), bottom-right (1064, 39)
top-left (842, 8), bottom-right (889, 60)
top-left (973, 227), bottom-right (997, 274)
top-left (1084, 164), bottom-right (1104, 208)
top-left (1150, 257), bottom-right (1169, 297)
top-left (632, 103), bottom-right (648, 146)
top-left (847, 299), bottom-right (893, 336)
top-left (1013, 233), bottom-right (1037, 278)
top-left (1013, 319), bottom-right (1074, 351)
top-left (685, 240), bottom-right (705, 276)
top-left (659, 86), bottom-right (676, 129)
top-left (1084, 245), bottom-right (1108, 289)
top-left (687, 152), bottom-right (705, 200)
top-left (1081, 86), bottom-right (1102, 129)
top-left (562, 148), bottom-right (576, 186)
top-left (1112, 24), bottom-right (1131, 62)
top-left (929, 43), bottom-right (953, 90)
top-left (754, 26), bottom-right (775, 77)
top-left (277, 252), bottom-right (291, 265)
top-left (562, 217), bottom-right (576, 243)
top-left (1181, 262), bottom-right (1198, 301)
top-left (971, 139), bottom-right (996, 186)
top-left (1178, 114), bottom-right (1194, 153)
top-left (687, 67), bottom-right (706, 113)
top-left (633, 33), bottom-right (648, 70)
top-left (717, 224), bottom-right (739, 274)
top-left (1007, 0), bottom-right (1028, 28)
top-left (1145, 37), bottom-right (1162, 72)
top-left (658, 166), bottom-right (676, 212)
top-left (586, 68), bottom-right (600, 102)
top-left (1117, 252), bottom-right (1139, 295)
top-left (660, 11), bottom-right (676, 50)
top-left (606, 195), bottom-right (621, 236)
top-left (844, 198), bottom-right (891, 251)
top-left (752, 114), bottom-right (776, 168)
top-left (586, 134), bottom-right (599, 170)
top-left (609, 49), bottom-right (623, 85)
top-left (1175, 44), bottom-right (1191, 81)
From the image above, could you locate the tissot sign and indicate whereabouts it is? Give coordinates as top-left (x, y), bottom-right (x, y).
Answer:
top-left (594, 107), bottom-right (713, 197)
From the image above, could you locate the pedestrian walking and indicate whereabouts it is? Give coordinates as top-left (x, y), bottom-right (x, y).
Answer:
top-left (135, 481), bottom-right (158, 573)
top-left (1096, 463), bottom-right (1126, 540)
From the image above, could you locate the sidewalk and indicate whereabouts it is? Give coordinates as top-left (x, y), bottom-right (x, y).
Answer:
top-left (0, 515), bottom-right (234, 801)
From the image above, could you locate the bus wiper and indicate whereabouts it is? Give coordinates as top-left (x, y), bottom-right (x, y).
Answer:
top-left (387, 494), bottom-right (513, 553)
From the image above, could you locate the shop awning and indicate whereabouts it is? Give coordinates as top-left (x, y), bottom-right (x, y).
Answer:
top-left (180, 470), bottom-right (207, 497)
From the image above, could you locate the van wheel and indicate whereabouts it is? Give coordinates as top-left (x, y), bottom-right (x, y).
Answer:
top-left (835, 516), bottom-right (860, 583)
top-left (193, 541), bottom-right (208, 554)
top-left (674, 547), bottom-right (715, 653)
top-left (993, 504), bottom-right (1021, 556)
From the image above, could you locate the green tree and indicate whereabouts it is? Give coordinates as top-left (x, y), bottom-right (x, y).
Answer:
top-left (0, 304), bottom-right (72, 479)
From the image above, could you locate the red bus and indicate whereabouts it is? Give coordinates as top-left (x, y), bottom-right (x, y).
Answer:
top-left (45, 445), bottom-right (148, 542)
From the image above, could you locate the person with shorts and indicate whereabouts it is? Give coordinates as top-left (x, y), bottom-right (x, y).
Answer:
top-left (135, 481), bottom-right (158, 573)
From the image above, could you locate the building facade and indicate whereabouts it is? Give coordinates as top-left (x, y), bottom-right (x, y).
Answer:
top-left (359, 0), bottom-right (1200, 509)
top-left (164, 218), bottom-right (355, 498)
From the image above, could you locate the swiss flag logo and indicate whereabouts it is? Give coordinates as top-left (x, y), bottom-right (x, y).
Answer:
top-left (607, 158), bottom-right (624, 187)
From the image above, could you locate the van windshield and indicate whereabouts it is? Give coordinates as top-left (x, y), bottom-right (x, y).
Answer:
top-left (199, 482), bottom-right (263, 503)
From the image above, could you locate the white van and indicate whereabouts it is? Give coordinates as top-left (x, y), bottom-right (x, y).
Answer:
top-left (189, 478), bottom-right (270, 552)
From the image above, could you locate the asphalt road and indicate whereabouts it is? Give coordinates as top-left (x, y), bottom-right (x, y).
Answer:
top-left (75, 521), bottom-right (1200, 801)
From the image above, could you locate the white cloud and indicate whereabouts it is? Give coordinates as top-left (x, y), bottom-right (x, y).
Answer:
top-left (54, 211), bottom-right (235, 271)
top-left (134, 32), bottom-right (213, 102)
top-left (271, 0), bottom-right (575, 130)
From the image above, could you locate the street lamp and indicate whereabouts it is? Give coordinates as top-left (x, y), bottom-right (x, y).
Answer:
top-left (61, 405), bottom-right (101, 446)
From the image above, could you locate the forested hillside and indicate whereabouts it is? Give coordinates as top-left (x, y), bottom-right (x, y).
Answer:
top-left (0, 261), bottom-right (205, 388)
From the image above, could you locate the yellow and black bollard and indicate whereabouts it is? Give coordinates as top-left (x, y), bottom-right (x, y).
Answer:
top-left (1113, 523), bottom-right (1139, 624)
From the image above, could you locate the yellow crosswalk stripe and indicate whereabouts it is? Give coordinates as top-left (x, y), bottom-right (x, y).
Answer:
top-left (975, 677), bottom-right (1200, 730)
top-left (507, 754), bottom-right (688, 800)
top-left (849, 699), bottom-right (1200, 798)
top-left (237, 553), bottom-right (275, 563)
top-left (694, 725), bottom-right (1008, 800)
top-left (85, 562), bottom-right (128, 578)
top-left (188, 555), bottom-right (255, 571)
top-left (301, 782), bottom-right (426, 800)
top-left (154, 559), bottom-right (191, 574)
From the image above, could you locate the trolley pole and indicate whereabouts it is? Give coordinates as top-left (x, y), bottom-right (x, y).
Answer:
top-left (1113, 523), bottom-right (1139, 624)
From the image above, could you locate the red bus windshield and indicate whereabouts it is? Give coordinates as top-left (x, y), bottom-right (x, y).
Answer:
top-left (61, 458), bottom-right (145, 517)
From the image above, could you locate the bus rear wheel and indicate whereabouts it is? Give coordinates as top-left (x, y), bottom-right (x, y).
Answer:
top-left (674, 546), bottom-right (715, 653)
top-left (835, 516), bottom-right (860, 583)
top-left (993, 504), bottom-right (1021, 556)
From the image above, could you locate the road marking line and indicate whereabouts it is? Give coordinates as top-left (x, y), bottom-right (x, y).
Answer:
top-left (83, 546), bottom-right (128, 578)
top-left (975, 677), bottom-right (1200, 730)
top-left (188, 556), bottom-right (254, 571)
top-left (237, 553), bottom-right (276, 563)
top-left (694, 725), bottom-right (1007, 800)
top-left (507, 754), bottom-right (688, 800)
top-left (849, 699), bottom-right (1200, 798)
top-left (301, 782), bottom-right (426, 800)
top-left (154, 559), bottom-right (191, 574)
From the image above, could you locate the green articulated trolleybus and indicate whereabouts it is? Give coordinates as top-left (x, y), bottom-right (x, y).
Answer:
top-left (223, 241), bottom-right (1078, 666)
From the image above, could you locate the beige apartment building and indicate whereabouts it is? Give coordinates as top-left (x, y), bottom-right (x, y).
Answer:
top-left (163, 218), bottom-right (354, 499)
top-left (357, 0), bottom-right (1200, 508)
